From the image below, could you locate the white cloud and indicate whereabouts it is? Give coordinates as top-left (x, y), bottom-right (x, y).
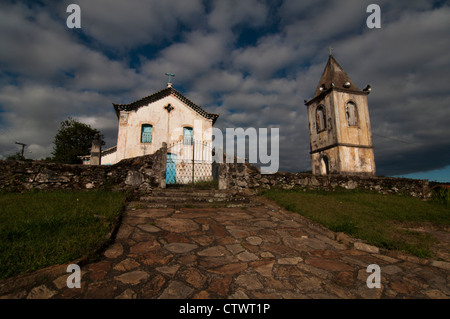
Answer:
top-left (232, 35), bottom-right (296, 77)
top-left (140, 31), bottom-right (229, 85)
top-left (0, 83), bottom-right (118, 160)
top-left (191, 70), bottom-right (243, 94)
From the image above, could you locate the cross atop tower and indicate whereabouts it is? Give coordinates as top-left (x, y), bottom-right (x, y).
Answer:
top-left (165, 72), bottom-right (175, 87)
top-left (328, 46), bottom-right (333, 56)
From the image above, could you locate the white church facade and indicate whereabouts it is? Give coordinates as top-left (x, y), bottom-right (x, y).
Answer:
top-left (81, 83), bottom-right (219, 183)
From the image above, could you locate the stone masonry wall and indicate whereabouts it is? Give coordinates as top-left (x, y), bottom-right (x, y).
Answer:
top-left (219, 162), bottom-right (431, 199)
top-left (0, 144), bottom-right (167, 193)
top-left (0, 145), bottom-right (430, 199)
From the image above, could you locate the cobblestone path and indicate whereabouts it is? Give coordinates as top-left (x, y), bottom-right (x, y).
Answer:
top-left (1, 197), bottom-right (449, 299)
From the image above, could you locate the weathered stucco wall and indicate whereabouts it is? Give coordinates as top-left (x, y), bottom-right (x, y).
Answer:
top-left (307, 90), bottom-right (375, 176)
top-left (332, 91), bottom-right (373, 147)
top-left (308, 94), bottom-right (336, 151)
top-left (337, 146), bottom-right (376, 175)
top-left (101, 149), bottom-right (117, 165)
top-left (116, 95), bottom-right (213, 163)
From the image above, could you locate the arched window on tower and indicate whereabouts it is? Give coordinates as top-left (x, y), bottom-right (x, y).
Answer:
top-left (346, 101), bottom-right (358, 126)
top-left (316, 105), bottom-right (326, 133)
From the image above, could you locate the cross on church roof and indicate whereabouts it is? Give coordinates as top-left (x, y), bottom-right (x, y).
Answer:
top-left (165, 72), bottom-right (175, 84)
top-left (329, 46), bottom-right (333, 56)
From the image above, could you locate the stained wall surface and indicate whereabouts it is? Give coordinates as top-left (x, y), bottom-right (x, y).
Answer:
top-left (115, 95), bottom-right (214, 164)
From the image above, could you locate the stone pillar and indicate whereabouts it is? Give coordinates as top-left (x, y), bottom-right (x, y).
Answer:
top-left (90, 134), bottom-right (102, 165)
top-left (218, 163), bottom-right (228, 190)
top-left (160, 142), bottom-right (167, 189)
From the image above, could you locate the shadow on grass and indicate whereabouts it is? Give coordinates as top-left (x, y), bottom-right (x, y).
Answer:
top-left (262, 187), bottom-right (449, 259)
top-left (0, 190), bottom-right (128, 280)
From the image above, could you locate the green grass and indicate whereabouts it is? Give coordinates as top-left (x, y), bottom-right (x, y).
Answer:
top-left (432, 187), bottom-right (450, 205)
top-left (0, 190), bottom-right (127, 280)
top-left (262, 188), bottom-right (450, 259)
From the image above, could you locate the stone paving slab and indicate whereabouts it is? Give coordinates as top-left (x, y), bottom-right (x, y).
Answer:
top-left (1, 197), bottom-right (449, 299)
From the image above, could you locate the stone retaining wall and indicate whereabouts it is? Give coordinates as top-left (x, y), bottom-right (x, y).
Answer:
top-left (218, 162), bottom-right (431, 199)
top-left (0, 144), bottom-right (167, 193)
top-left (0, 144), bottom-right (431, 199)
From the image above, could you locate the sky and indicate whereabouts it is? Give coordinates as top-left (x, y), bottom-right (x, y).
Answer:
top-left (0, 0), bottom-right (449, 182)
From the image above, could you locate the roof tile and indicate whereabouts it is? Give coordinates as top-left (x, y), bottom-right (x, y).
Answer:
top-left (113, 87), bottom-right (219, 123)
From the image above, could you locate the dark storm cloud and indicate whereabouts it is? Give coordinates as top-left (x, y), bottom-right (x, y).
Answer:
top-left (56, 0), bottom-right (206, 49)
top-left (0, 0), bottom-right (448, 179)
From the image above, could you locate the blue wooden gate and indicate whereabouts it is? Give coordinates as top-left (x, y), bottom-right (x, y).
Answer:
top-left (166, 153), bottom-right (177, 184)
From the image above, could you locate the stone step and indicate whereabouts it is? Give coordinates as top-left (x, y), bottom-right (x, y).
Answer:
top-left (141, 189), bottom-right (240, 202)
top-left (139, 195), bottom-right (237, 203)
top-left (150, 189), bottom-right (230, 197)
top-left (127, 200), bottom-right (260, 209)
top-left (146, 193), bottom-right (230, 200)
top-left (134, 188), bottom-right (255, 208)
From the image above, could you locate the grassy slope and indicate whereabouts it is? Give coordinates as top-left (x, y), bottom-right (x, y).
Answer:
top-left (263, 188), bottom-right (450, 259)
top-left (0, 190), bottom-right (127, 280)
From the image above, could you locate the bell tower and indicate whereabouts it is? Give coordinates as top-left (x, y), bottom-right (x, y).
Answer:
top-left (305, 53), bottom-right (376, 176)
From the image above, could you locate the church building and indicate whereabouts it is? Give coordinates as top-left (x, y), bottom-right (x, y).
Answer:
top-left (82, 81), bottom-right (219, 175)
top-left (305, 54), bottom-right (376, 176)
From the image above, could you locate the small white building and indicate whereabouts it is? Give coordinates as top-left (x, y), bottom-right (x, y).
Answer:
top-left (82, 83), bottom-right (219, 183)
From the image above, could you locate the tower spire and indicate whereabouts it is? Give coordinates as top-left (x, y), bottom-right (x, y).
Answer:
top-left (311, 54), bottom-right (360, 98)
